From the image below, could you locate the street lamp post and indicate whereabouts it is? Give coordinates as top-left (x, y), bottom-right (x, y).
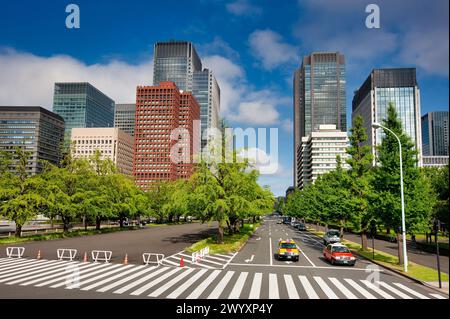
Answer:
top-left (372, 122), bottom-right (408, 272)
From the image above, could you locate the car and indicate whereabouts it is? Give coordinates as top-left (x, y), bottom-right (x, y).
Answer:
top-left (290, 221), bottom-right (299, 227)
top-left (296, 223), bottom-right (307, 231)
top-left (323, 230), bottom-right (341, 245)
top-left (323, 243), bottom-right (356, 266)
top-left (276, 239), bottom-right (300, 261)
top-left (277, 219), bottom-right (283, 224)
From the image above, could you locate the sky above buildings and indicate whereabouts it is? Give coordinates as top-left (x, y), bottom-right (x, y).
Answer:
top-left (0, 0), bottom-right (448, 196)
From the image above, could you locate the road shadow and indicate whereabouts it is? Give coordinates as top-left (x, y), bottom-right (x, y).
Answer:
top-left (161, 228), bottom-right (217, 244)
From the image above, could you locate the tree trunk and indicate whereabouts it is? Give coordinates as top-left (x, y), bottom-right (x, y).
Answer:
top-left (96, 217), bottom-right (101, 230)
top-left (386, 227), bottom-right (390, 235)
top-left (119, 217), bottom-right (124, 228)
top-left (325, 224), bottom-right (328, 232)
top-left (397, 232), bottom-right (404, 265)
top-left (15, 224), bottom-right (22, 238)
top-left (252, 216), bottom-right (256, 223)
top-left (361, 231), bottom-right (368, 251)
top-left (226, 220), bottom-right (233, 235)
top-left (83, 216), bottom-right (87, 231)
top-left (217, 223), bottom-right (224, 244)
top-left (51, 218), bottom-right (54, 229)
top-left (63, 221), bottom-right (69, 233)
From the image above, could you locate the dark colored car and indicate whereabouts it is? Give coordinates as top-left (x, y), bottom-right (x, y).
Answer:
top-left (296, 223), bottom-right (307, 231)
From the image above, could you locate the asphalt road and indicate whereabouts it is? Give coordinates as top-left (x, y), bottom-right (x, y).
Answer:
top-left (1, 222), bottom-right (218, 264)
top-left (0, 217), bottom-right (447, 299)
top-left (306, 223), bottom-right (449, 274)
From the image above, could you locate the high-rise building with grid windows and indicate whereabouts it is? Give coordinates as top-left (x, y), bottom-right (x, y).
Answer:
top-left (153, 41), bottom-right (220, 148)
top-left (352, 68), bottom-right (422, 166)
top-left (114, 103), bottom-right (136, 136)
top-left (53, 82), bottom-right (115, 147)
top-left (421, 111), bottom-right (448, 156)
top-left (293, 52), bottom-right (346, 187)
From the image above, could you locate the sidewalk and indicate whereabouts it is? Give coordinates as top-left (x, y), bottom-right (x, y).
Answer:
top-left (307, 223), bottom-right (449, 274)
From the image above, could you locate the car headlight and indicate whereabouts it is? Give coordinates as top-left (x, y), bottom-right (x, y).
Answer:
top-left (350, 257), bottom-right (356, 260)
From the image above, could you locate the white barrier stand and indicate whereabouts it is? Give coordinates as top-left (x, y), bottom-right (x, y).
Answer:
top-left (57, 248), bottom-right (78, 261)
top-left (142, 253), bottom-right (165, 266)
top-left (191, 247), bottom-right (209, 264)
top-left (91, 250), bottom-right (112, 263)
top-left (6, 247), bottom-right (25, 258)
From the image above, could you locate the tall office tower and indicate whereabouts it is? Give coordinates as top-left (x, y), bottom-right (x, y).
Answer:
top-left (71, 128), bottom-right (134, 176)
top-left (293, 52), bottom-right (346, 187)
top-left (114, 103), bottom-right (136, 136)
top-left (0, 106), bottom-right (65, 174)
top-left (421, 111), bottom-right (449, 156)
top-left (352, 68), bottom-right (422, 166)
top-left (53, 82), bottom-right (115, 147)
top-left (298, 125), bottom-right (350, 189)
top-left (153, 41), bottom-right (220, 147)
top-left (133, 82), bottom-right (200, 190)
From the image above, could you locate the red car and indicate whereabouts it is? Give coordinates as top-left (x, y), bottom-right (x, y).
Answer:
top-left (323, 243), bottom-right (356, 266)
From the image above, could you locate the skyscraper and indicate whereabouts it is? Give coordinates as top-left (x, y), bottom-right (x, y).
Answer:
top-left (153, 41), bottom-right (220, 147)
top-left (114, 103), bottom-right (136, 136)
top-left (421, 111), bottom-right (449, 156)
top-left (133, 82), bottom-right (200, 190)
top-left (352, 68), bottom-right (422, 166)
top-left (0, 106), bottom-right (65, 174)
top-left (53, 82), bottom-right (115, 146)
top-left (293, 52), bottom-right (346, 187)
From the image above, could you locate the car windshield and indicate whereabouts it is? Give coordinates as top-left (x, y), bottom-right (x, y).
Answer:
top-left (298, 223), bottom-right (305, 227)
top-left (281, 243), bottom-right (297, 249)
top-left (332, 246), bottom-right (350, 253)
top-left (327, 231), bottom-right (340, 237)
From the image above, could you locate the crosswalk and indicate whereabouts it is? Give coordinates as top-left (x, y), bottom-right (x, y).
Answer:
top-left (0, 257), bottom-right (446, 299)
top-left (160, 251), bottom-right (236, 269)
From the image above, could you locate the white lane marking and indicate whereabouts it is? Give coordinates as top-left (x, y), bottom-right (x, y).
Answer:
top-left (161, 258), bottom-right (180, 266)
top-left (130, 268), bottom-right (182, 296)
top-left (207, 271), bottom-right (235, 299)
top-left (0, 258), bottom-right (31, 268)
top-left (0, 260), bottom-right (57, 277)
top-left (227, 263), bottom-right (382, 271)
top-left (204, 255), bottom-right (229, 262)
top-left (96, 266), bottom-right (157, 292)
top-left (299, 249), bottom-right (316, 267)
top-left (430, 293), bottom-right (447, 299)
top-left (269, 273), bottom-right (279, 299)
top-left (248, 273), bottom-right (262, 299)
top-left (51, 264), bottom-right (119, 288)
top-left (148, 268), bottom-right (195, 297)
top-left (82, 265), bottom-right (146, 291)
top-left (170, 256), bottom-right (215, 269)
top-left (0, 260), bottom-right (63, 282)
top-left (222, 252), bottom-right (238, 269)
top-left (21, 262), bottom-right (94, 286)
top-left (6, 261), bottom-right (78, 285)
top-left (34, 263), bottom-right (104, 287)
top-left (284, 274), bottom-right (300, 299)
top-left (329, 277), bottom-right (357, 299)
top-left (245, 255), bottom-right (254, 263)
top-left (166, 269), bottom-right (208, 299)
top-left (113, 267), bottom-right (168, 294)
top-left (344, 279), bottom-right (376, 299)
top-left (299, 275), bottom-right (319, 299)
top-left (71, 265), bottom-right (134, 289)
top-left (314, 276), bottom-right (338, 299)
top-left (215, 254), bottom-right (232, 258)
top-left (393, 283), bottom-right (430, 299)
top-left (192, 256), bottom-right (224, 266)
top-left (186, 270), bottom-right (221, 299)
top-left (228, 272), bottom-right (248, 299)
top-left (269, 237), bottom-right (273, 266)
top-left (361, 280), bottom-right (394, 299)
top-left (376, 281), bottom-right (412, 299)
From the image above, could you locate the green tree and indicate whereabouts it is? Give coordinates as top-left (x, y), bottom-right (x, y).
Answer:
top-left (346, 115), bottom-right (374, 250)
top-left (371, 103), bottom-right (434, 264)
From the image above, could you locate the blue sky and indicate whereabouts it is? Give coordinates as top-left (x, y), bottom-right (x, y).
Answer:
top-left (0, 0), bottom-right (448, 196)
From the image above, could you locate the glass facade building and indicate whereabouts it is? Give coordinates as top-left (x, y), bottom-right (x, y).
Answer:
top-left (293, 52), bottom-right (346, 187)
top-left (0, 106), bottom-right (65, 174)
top-left (352, 68), bottom-right (422, 165)
top-left (114, 103), bottom-right (136, 136)
top-left (153, 41), bottom-right (220, 147)
top-left (53, 82), bottom-right (115, 147)
top-left (422, 111), bottom-right (449, 156)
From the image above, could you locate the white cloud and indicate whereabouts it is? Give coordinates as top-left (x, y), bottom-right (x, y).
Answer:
top-left (281, 119), bottom-right (293, 132)
top-left (226, 0), bottom-right (262, 16)
top-left (229, 101), bottom-right (279, 125)
top-left (0, 48), bottom-right (153, 109)
top-left (249, 29), bottom-right (299, 70)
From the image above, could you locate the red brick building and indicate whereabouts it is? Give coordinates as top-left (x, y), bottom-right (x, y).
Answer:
top-left (133, 81), bottom-right (200, 190)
